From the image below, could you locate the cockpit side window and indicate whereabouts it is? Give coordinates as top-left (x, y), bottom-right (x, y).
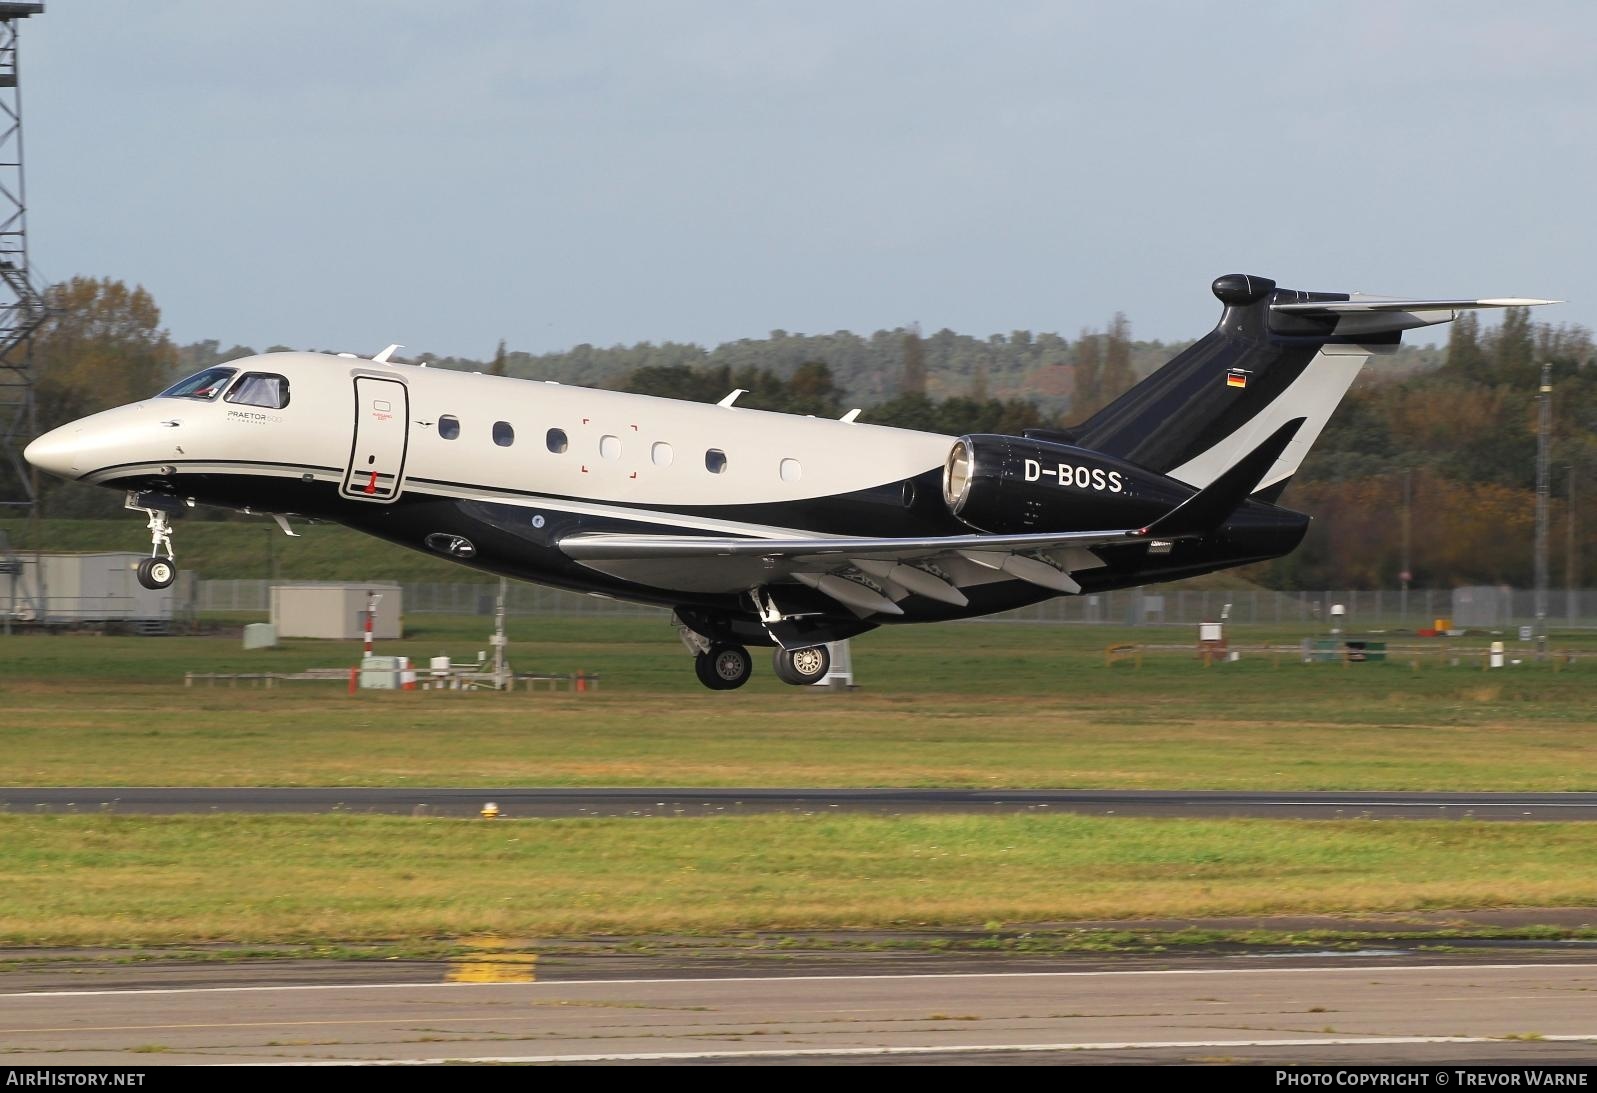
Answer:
top-left (159, 366), bottom-right (238, 401)
top-left (225, 372), bottom-right (291, 409)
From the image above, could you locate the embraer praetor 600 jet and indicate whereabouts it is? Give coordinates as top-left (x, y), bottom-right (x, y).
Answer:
top-left (25, 275), bottom-right (1555, 688)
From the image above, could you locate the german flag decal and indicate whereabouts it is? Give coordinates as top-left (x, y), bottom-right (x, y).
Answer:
top-left (1226, 369), bottom-right (1249, 389)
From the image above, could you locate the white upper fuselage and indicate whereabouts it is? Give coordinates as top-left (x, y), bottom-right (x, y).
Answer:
top-left (27, 351), bottom-right (955, 532)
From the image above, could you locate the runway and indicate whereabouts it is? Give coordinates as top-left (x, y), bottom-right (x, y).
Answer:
top-left (5, 787), bottom-right (1597, 819)
top-left (3, 951), bottom-right (1596, 1065)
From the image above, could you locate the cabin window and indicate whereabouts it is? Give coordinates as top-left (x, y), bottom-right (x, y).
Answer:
top-left (493, 421), bottom-right (515, 447)
top-left (600, 434), bottom-right (622, 460)
top-left (438, 415), bottom-right (461, 440)
top-left (546, 428), bottom-right (568, 453)
top-left (651, 441), bottom-right (673, 467)
top-left (225, 372), bottom-right (290, 409)
top-left (779, 458), bottom-right (802, 483)
top-left (705, 448), bottom-right (728, 474)
top-left (159, 366), bottom-right (236, 401)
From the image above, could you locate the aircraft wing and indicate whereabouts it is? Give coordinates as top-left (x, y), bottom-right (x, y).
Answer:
top-left (558, 419), bottom-right (1297, 615)
top-left (558, 525), bottom-right (1153, 612)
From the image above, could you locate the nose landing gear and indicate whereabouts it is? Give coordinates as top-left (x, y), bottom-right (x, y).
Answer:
top-left (136, 555), bottom-right (176, 590)
top-left (127, 492), bottom-right (180, 590)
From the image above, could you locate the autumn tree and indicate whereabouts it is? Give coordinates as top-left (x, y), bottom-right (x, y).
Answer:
top-left (1101, 312), bottom-right (1134, 401)
top-left (33, 277), bottom-right (178, 434)
top-left (12, 277), bottom-right (179, 514)
top-left (784, 360), bottom-right (843, 417)
top-left (1071, 329), bottom-right (1103, 418)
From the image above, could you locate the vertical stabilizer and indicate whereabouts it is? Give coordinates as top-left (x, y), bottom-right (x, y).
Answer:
top-left (1069, 275), bottom-right (1554, 496)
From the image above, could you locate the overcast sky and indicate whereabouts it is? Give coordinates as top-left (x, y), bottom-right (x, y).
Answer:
top-left (24, 1), bottom-right (1594, 358)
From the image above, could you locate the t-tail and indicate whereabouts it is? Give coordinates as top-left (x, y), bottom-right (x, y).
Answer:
top-left (1059, 274), bottom-right (1558, 501)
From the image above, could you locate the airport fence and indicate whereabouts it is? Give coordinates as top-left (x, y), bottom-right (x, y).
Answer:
top-left (193, 578), bottom-right (1597, 630)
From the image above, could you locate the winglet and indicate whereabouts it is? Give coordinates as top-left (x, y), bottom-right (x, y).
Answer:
top-left (1140, 418), bottom-right (1305, 538)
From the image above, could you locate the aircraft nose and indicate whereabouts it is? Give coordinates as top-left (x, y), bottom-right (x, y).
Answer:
top-left (23, 425), bottom-right (79, 479)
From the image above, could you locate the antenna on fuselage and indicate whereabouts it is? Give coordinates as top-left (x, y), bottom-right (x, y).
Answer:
top-left (716, 389), bottom-right (746, 408)
top-left (372, 344), bottom-right (404, 364)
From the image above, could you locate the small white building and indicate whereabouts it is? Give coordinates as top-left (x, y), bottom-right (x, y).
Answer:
top-left (270, 582), bottom-right (402, 640)
top-left (2, 551), bottom-right (177, 628)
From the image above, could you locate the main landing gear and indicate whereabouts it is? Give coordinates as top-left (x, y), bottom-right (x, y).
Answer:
top-left (689, 643), bottom-right (831, 689)
top-left (693, 643), bottom-right (754, 690)
top-left (127, 492), bottom-right (179, 590)
top-left (676, 610), bottom-right (832, 690)
top-left (772, 644), bottom-right (830, 685)
top-left (680, 633), bottom-right (832, 690)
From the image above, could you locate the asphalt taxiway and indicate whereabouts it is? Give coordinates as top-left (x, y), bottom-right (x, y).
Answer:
top-left (5, 787), bottom-right (1597, 819)
top-left (3, 950), bottom-right (1596, 1065)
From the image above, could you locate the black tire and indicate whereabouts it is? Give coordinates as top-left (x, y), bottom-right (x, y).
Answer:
top-left (137, 557), bottom-right (177, 590)
top-left (695, 644), bottom-right (752, 690)
top-left (773, 644), bottom-right (830, 686)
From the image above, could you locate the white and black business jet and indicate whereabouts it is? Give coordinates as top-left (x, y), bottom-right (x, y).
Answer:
top-left (25, 275), bottom-right (1554, 688)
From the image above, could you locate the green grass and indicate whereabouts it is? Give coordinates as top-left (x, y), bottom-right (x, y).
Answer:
top-left (1, 618), bottom-right (1595, 950)
top-left (1, 812), bottom-right (1594, 946)
top-left (2, 619), bottom-right (1595, 789)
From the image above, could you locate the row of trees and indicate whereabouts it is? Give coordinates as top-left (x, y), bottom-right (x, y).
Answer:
top-left (1259, 313), bottom-right (1596, 588)
top-left (9, 276), bottom-right (1591, 589)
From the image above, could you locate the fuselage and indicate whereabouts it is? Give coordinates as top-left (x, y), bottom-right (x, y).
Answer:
top-left (24, 350), bottom-right (1305, 631)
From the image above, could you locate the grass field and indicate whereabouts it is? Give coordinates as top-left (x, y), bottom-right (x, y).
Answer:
top-left (3, 618), bottom-right (1596, 950)
top-left (2, 812), bottom-right (1595, 946)
top-left (1, 618), bottom-right (1594, 789)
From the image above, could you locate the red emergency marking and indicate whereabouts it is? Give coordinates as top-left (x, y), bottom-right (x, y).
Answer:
top-left (365, 471), bottom-right (378, 495)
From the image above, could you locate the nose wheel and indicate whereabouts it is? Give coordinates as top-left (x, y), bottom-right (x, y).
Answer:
top-left (127, 493), bottom-right (179, 590)
top-left (694, 644), bottom-right (753, 690)
top-left (136, 556), bottom-right (177, 590)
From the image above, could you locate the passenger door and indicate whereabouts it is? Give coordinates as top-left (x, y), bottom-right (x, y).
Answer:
top-left (342, 376), bottom-right (409, 502)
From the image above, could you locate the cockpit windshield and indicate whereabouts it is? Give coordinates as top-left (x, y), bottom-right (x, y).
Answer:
top-left (159, 366), bottom-right (237, 401)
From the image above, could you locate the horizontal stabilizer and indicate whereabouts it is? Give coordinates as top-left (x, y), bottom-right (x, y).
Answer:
top-left (1140, 418), bottom-right (1304, 538)
top-left (1272, 296), bottom-right (1559, 314)
top-left (1272, 295), bottom-right (1559, 336)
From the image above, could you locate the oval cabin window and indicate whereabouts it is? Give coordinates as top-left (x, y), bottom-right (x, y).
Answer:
top-left (705, 449), bottom-right (728, 474)
top-left (779, 458), bottom-right (802, 483)
top-left (438, 415), bottom-right (461, 440)
top-left (546, 428), bottom-right (568, 453)
top-left (651, 442), bottom-right (673, 467)
top-left (600, 434), bottom-right (622, 460)
top-left (493, 421), bottom-right (515, 447)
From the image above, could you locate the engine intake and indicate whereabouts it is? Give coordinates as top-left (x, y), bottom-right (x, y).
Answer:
top-left (942, 434), bottom-right (1188, 535)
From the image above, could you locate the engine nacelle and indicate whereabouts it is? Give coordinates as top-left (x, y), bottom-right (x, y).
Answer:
top-left (942, 433), bottom-right (1191, 534)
